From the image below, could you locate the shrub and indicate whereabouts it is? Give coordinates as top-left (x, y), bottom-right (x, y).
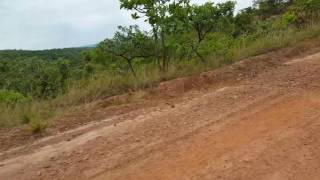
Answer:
top-left (282, 12), bottom-right (298, 27)
top-left (29, 119), bottom-right (47, 134)
top-left (22, 110), bottom-right (49, 133)
top-left (0, 90), bottom-right (27, 105)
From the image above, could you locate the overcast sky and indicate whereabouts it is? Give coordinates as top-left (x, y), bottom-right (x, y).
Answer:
top-left (0, 0), bottom-right (252, 50)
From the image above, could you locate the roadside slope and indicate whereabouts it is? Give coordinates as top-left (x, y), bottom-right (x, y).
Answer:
top-left (0, 48), bottom-right (320, 180)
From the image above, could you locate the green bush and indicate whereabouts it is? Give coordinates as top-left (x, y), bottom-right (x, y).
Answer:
top-left (29, 118), bottom-right (48, 134)
top-left (282, 12), bottom-right (298, 27)
top-left (0, 90), bottom-right (27, 105)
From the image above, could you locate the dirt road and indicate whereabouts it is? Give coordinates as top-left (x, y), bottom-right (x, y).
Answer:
top-left (1, 46), bottom-right (320, 180)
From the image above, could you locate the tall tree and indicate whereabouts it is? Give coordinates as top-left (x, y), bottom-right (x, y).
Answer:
top-left (187, 1), bottom-right (235, 62)
top-left (99, 25), bottom-right (155, 77)
top-left (119, 0), bottom-right (191, 70)
top-left (253, 0), bottom-right (291, 18)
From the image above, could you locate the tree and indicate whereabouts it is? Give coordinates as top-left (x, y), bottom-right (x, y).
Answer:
top-left (38, 65), bottom-right (62, 98)
top-left (55, 59), bottom-right (71, 93)
top-left (99, 25), bottom-right (155, 77)
top-left (119, 0), bottom-right (191, 70)
top-left (234, 7), bottom-right (256, 36)
top-left (287, 0), bottom-right (320, 26)
top-left (187, 1), bottom-right (235, 62)
top-left (120, 0), bottom-right (165, 69)
top-left (253, 0), bottom-right (292, 19)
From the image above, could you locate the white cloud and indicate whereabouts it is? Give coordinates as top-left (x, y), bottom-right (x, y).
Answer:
top-left (0, 0), bottom-right (252, 50)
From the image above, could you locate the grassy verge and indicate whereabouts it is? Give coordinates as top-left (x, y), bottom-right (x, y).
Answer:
top-left (1, 24), bottom-right (320, 132)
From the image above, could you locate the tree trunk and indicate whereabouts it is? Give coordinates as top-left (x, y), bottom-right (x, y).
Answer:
top-left (126, 59), bottom-right (137, 78)
top-left (160, 30), bottom-right (167, 70)
top-left (191, 44), bottom-right (206, 63)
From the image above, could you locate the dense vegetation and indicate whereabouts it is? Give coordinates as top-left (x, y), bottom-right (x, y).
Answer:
top-left (1, 0), bottom-right (320, 132)
top-left (0, 48), bottom-right (92, 99)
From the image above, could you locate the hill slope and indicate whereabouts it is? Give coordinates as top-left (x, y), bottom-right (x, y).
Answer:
top-left (0, 43), bottom-right (320, 179)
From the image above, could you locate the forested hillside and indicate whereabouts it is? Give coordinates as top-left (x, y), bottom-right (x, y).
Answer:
top-left (1, 0), bottom-right (320, 131)
top-left (0, 48), bottom-right (92, 99)
top-left (0, 48), bottom-right (87, 61)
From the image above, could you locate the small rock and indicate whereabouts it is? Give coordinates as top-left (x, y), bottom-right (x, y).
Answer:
top-left (43, 164), bottom-right (51, 169)
top-left (37, 172), bottom-right (42, 176)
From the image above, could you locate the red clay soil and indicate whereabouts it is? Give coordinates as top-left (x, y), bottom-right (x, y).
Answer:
top-left (1, 40), bottom-right (320, 180)
top-left (1, 39), bottom-right (320, 153)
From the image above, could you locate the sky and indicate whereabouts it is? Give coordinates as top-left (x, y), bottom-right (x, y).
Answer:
top-left (0, 0), bottom-right (252, 50)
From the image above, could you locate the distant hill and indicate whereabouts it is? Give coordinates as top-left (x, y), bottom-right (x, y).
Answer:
top-left (79, 44), bottom-right (97, 48)
top-left (0, 47), bottom-right (93, 62)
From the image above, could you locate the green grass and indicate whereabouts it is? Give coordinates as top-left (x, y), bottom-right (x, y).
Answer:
top-left (231, 24), bottom-right (320, 60)
top-left (1, 24), bottom-right (320, 132)
top-left (0, 101), bottom-right (52, 131)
